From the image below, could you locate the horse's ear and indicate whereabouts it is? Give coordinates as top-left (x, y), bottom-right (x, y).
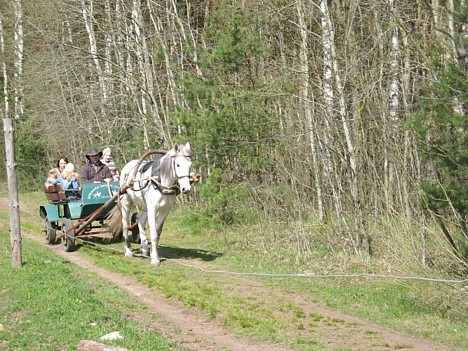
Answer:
top-left (173, 144), bottom-right (179, 152)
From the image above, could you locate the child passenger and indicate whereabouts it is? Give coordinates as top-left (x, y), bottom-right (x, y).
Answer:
top-left (60, 163), bottom-right (80, 199)
top-left (45, 163), bottom-right (80, 199)
top-left (45, 169), bottom-right (59, 189)
top-left (107, 162), bottom-right (119, 181)
top-left (101, 147), bottom-right (112, 166)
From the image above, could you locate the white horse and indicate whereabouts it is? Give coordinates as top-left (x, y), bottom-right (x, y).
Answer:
top-left (107, 142), bottom-right (192, 266)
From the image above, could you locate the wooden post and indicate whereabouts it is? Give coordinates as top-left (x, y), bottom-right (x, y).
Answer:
top-left (3, 118), bottom-right (22, 267)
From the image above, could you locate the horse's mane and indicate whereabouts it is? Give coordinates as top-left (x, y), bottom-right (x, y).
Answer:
top-left (156, 149), bottom-right (175, 180)
top-left (139, 144), bottom-right (190, 180)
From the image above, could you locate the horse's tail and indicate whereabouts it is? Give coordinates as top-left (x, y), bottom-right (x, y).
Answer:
top-left (107, 203), bottom-right (123, 240)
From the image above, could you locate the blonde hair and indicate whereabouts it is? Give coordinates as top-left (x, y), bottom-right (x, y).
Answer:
top-left (62, 171), bottom-right (79, 181)
top-left (102, 147), bottom-right (111, 156)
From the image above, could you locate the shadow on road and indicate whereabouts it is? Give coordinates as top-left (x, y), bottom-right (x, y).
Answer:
top-left (158, 245), bottom-right (222, 262)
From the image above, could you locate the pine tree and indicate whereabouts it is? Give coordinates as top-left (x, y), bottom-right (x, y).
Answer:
top-left (408, 62), bottom-right (467, 261)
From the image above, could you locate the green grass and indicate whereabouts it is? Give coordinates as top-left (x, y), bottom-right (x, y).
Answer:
top-left (2, 190), bottom-right (468, 350)
top-left (0, 232), bottom-right (183, 351)
top-left (78, 239), bottom-right (467, 350)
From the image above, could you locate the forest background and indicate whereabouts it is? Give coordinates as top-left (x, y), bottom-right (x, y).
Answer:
top-left (0, 0), bottom-right (466, 277)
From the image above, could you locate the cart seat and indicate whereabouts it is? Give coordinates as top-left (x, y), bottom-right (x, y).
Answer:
top-left (45, 184), bottom-right (67, 203)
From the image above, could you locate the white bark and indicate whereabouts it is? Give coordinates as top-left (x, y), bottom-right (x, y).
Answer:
top-left (103, 0), bottom-right (114, 112)
top-left (131, 0), bottom-right (151, 149)
top-left (13, 0), bottom-right (24, 119)
top-left (388, 0), bottom-right (400, 121)
top-left (296, 1), bottom-right (324, 221)
top-left (81, 0), bottom-right (108, 108)
top-left (432, 0), bottom-right (440, 35)
top-left (320, 0), bottom-right (341, 215)
top-left (321, 1), bottom-right (357, 186)
top-left (0, 16), bottom-right (9, 119)
top-left (321, 0), bottom-right (364, 251)
top-left (447, 0), bottom-right (458, 61)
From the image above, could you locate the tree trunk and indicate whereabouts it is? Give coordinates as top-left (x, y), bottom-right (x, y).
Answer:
top-left (320, 0), bottom-right (342, 219)
top-left (13, 0), bottom-right (24, 119)
top-left (321, 0), bottom-right (367, 252)
top-left (296, 0), bottom-right (324, 221)
top-left (0, 16), bottom-right (9, 119)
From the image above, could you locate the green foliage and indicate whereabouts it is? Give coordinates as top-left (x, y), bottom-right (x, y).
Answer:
top-left (196, 168), bottom-right (252, 226)
top-left (0, 118), bottom-right (48, 191)
top-left (410, 63), bottom-right (467, 213)
top-left (407, 62), bottom-right (467, 258)
top-left (172, 3), bottom-right (293, 227)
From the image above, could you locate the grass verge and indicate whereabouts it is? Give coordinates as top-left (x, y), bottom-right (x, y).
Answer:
top-left (0, 231), bottom-right (183, 351)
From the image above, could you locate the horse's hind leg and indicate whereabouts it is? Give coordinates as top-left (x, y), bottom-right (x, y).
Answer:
top-left (137, 210), bottom-right (149, 257)
top-left (121, 195), bottom-right (133, 258)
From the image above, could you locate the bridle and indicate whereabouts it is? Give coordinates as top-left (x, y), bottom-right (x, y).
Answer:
top-left (171, 154), bottom-right (192, 181)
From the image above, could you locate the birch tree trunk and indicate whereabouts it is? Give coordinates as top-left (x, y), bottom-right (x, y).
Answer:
top-left (321, 0), bottom-right (366, 252)
top-left (13, 0), bottom-right (24, 119)
top-left (296, 1), bottom-right (324, 221)
top-left (131, 0), bottom-right (151, 149)
top-left (81, 0), bottom-right (108, 111)
top-left (320, 0), bottom-right (342, 218)
top-left (387, 0), bottom-right (403, 212)
top-left (388, 0), bottom-right (400, 122)
top-left (0, 16), bottom-right (9, 119)
top-left (147, 2), bottom-right (179, 145)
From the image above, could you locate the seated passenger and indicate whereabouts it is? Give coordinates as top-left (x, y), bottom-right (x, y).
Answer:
top-left (80, 147), bottom-right (113, 184)
top-left (107, 162), bottom-right (119, 181)
top-left (101, 147), bottom-right (113, 166)
top-left (54, 156), bottom-right (69, 177)
top-left (60, 163), bottom-right (80, 199)
top-left (45, 169), bottom-right (59, 190)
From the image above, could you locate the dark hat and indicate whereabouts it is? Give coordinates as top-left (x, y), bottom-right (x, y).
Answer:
top-left (85, 147), bottom-right (103, 160)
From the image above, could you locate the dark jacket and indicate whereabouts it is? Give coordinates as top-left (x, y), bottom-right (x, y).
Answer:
top-left (80, 161), bottom-right (113, 184)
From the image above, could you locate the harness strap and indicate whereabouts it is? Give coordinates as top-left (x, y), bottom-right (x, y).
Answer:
top-left (149, 176), bottom-right (180, 196)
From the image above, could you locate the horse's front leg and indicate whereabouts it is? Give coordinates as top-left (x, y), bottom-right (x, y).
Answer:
top-left (148, 207), bottom-right (170, 267)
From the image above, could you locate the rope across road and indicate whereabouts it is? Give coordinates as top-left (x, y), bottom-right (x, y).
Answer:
top-left (20, 206), bottom-right (468, 286)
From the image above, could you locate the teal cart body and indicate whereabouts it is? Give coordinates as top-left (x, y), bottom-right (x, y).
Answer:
top-left (39, 182), bottom-right (120, 252)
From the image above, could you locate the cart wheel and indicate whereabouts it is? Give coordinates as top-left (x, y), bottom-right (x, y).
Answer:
top-left (44, 217), bottom-right (57, 244)
top-left (63, 219), bottom-right (76, 252)
top-left (131, 212), bottom-right (140, 244)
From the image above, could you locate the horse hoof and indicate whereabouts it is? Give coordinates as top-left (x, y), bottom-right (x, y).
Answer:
top-left (125, 252), bottom-right (133, 258)
top-left (151, 260), bottom-right (161, 267)
top-left (141, 250), bottom-right (150, 257)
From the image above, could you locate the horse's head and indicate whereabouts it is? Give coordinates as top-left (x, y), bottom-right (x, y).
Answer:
top-left (171, 142), bottom-right (192, 194)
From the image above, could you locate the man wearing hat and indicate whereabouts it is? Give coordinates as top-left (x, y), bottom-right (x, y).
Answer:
top-left (80, 147), bottom-right (113, 183)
